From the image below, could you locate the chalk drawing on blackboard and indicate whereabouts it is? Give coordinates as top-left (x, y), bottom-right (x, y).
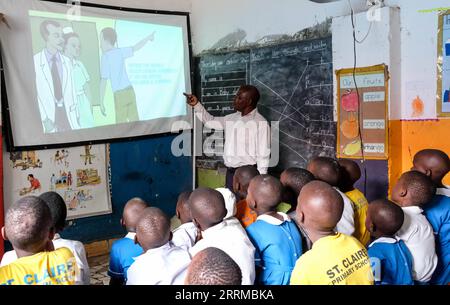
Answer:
top-left (195, 37), bottom-right (336, 171)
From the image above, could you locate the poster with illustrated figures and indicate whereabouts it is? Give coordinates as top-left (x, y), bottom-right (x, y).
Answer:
top-left (3, 144), bottom-right (112, 220)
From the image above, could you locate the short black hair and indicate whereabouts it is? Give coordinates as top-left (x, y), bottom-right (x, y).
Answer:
top-left (369, 199), bottom-right (404, 236)
top-left (40, 20), bottom-right (61, 41)
top-left (282, 167), bottom-right (315, 196)
top-left (240, 85), bottom-right (260, 106)
top-left (101, 27), bottom-right (117, 45)
top-left (39, 192), bottom-right (67, 232)
top-left (5, 196), bottom-right (52, 252)
top-left (308, 156), bottom-right (341, 186)
top-left (186, 247), bottom-right (242, 285)
top-left (401, 171), bottom-right (436, 206)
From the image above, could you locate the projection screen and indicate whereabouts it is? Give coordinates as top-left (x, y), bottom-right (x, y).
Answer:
top-left (0, 0), bottom-right (192, 148)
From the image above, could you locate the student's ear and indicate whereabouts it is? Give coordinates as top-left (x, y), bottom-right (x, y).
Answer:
top-left (368, 223), bottom-right (375, 234)
top-left (1, 227), bottom-right (8, 241)
top-left (425, 169), bottom-right (432, 177)
top-left (176, 209), bottom-right (181, 220)
top-left (297, 210), bottom-right (304, 224)
top-left (48, 226), bottom-right (56, 241)
top-left (399, 186), bottom-right (408, 198)
top-left (192, 218), bottom-right (202, 231)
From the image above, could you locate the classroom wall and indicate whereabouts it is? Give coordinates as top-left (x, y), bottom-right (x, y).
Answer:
top-left (190, 0), bottom-right (367, 55)
top-left (382, 0), bottom-right (450, 188)
top-left (190, 0), bottom-right (450, 193)
top-left (83, 0), bottom-right (191, 13)
top-left (1, 0), bottom-right (194, 249)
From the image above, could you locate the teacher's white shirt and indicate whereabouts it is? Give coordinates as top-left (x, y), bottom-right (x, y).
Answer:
top-left (194, 103), bottom-right (270, 174)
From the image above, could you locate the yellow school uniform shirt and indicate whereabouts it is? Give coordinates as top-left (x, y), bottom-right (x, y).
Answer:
top-left (0, 247), bottom-right (76, 285)
top-left (345, 188), bottom-right (370, 247)
top-left (290, 233), bottom-right (373, 285)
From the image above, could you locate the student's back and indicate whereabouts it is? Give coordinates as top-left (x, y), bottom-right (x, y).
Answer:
top-left (423, 194), bottom-right (450, 284)
top-left (345, 188), bottom-right (370, 246)
top-left (0, 196), bottom-right (76, 285)
top-left (0, 247), bottom-right (76, 285)
top-left (108, 198), bottom-right (147, 284)
top-left (190, 220), bottom-right (255, 285)
top-left (368, 238), bottom-right (414, 285)
top-left (247, 214), bottom-right (302, 285)
top-left (108, 233), bottom-right (143, 281)
top-left (291, 233), bottom-right (372, 285)
top-left (1, 234), bottom-right (90, 285)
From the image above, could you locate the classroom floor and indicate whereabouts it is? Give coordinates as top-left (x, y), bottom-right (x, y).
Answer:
top-left (88, 254), bottom-right (110, 285)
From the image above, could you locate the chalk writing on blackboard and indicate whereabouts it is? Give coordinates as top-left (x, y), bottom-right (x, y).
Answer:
top-left (195, 37), bottom-right (335, 171)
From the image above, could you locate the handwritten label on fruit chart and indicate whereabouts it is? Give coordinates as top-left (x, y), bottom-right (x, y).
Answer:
top-left (336, 65), bottom-right (388, 159)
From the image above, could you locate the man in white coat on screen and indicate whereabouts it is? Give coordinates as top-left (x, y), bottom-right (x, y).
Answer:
top-left (34, 19), bottom-right (80, 133)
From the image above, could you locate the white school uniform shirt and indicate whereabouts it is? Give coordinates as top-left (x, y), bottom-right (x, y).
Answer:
top-left (396, 206), bottom-right (438, 282)
top-left (189, 220), bottom-right (256, 285)
top-left (334, 188), bottom-right (356, 237)
top-left (126, 241), bottom-right (191, 285)
top-left (436, 185), bottom-right (450, 197)
top-left (171, 222), bottom-right (198, 250)
top-left (0, 233), bottom-right (90, 285)
top-left (194, 103), bottom-right (270, 174)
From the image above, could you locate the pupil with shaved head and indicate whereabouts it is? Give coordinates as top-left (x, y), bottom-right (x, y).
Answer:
top-left (189, 187), bottom-right (256, 285)
top-left (126, 207), bottom-right (191, 285)
top-left (365, 199), bottom-right (414, 285)
top-left (172, 191), bottom-right (197, 250)
top-left (290, 181), bottom-right (373, 285)
top-left (307, 156), bottom-right (356, 237)
top-left (0, 192), bottom-right (90, 285)
top-left (0, 196), bottom-right (76, 285)
top-left (280, 167), bottom-right (315, 250)
top-left (234, 165), bottom-right (260, 228)
top-left (391, 171), bottom-right (438, 284)
top-left (338, 159), bottom-right (370, 247)
top-left (108, 197), bottom-right (148, 285)
top-left (412, 149), bottom-right (450, 285)
top-left (245, 175), bottom-right (303, 285)
top-left (185, 247), bottom-right (242, 285)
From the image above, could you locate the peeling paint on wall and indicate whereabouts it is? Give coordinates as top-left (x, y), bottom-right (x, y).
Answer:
top-left (200, 18), bottom-right (331, 54)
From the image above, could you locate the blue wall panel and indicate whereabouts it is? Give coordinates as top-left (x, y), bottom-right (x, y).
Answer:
top-left (61, 135), bottom-right (192, 243)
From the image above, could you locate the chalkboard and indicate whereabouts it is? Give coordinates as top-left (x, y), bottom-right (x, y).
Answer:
top-left (195, 37), bottom-right (336, 173)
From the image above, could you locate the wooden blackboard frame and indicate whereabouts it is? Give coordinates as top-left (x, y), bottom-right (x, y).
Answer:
top-left (336, 64), bottom-right (389, 160)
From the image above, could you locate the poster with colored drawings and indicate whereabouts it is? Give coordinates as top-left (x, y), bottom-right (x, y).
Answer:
top-left (336, 64), bottom-right (388, 160)
top-left (2, 144), bottom-right (112, 220)
top-left (437, 10), bottom-right (450, 117)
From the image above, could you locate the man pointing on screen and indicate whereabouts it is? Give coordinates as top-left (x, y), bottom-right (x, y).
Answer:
top-left (99, 28), bottom-right (155, 123)
top-left (185, 85), bottom-right (271, 190)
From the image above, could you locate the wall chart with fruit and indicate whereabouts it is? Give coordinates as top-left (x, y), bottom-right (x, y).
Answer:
top-left (336, 64), bottom-right (389, 159)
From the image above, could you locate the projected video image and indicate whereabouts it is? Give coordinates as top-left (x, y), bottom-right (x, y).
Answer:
top-left (30, 11), bottom-right (187, 133)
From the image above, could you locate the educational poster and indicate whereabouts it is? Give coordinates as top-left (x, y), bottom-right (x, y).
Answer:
top-left (336, 65), bottom-right (388, 159)
top-left (3, 144), bottom-right (111, 220)
top-left (437, 10), bottom-right (450, 117)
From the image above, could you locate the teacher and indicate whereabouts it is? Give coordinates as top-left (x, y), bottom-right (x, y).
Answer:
top-left (185, 85), bottom-right (271, 190)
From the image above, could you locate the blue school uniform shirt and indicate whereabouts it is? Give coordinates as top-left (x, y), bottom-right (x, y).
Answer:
top-left (423, 194), bottom-right (450, 285)
top-left (368, 237), bottom-right (414, 285)
top-left (108, 232), bottom-right (143, 282)
top-left (246, 212), bottom-right (302, 285)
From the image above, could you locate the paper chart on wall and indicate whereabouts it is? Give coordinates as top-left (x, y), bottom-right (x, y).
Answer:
top-left (3, 144), bottom-right (112, 220)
